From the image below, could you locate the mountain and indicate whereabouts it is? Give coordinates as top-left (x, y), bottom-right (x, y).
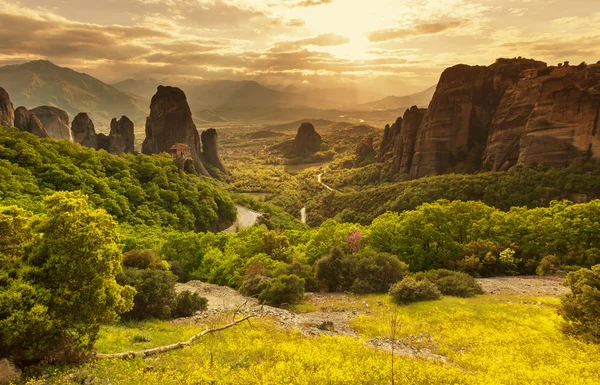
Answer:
top-left (0, 60), bottom-right (147, 126)
top-left (112, 78), bottom-right (162, 99)
top-left (357, 86), bottom-right (436, 111)
top-left (377, 58), bottom-right (600, 179)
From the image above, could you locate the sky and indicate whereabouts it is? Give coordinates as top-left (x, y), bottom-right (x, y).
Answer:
top-left (0, 0), bottom-right (599, 95)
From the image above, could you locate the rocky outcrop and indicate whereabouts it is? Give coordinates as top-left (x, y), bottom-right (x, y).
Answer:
top-left (392, 107), bottom-right (426, 174)
top-left (0, 358), bottom-right (21, 385)
top-left (355, 136), bottom-right (376, 163)
top-left (30, 106), bottom-right (72, 141)
top-left (201, 128), bottom-right (227, 173)
top-left (0, 87), bottom-right (14, 128)
top-left (110, 116), bottom-right (135, 154)
top-left (379, 58), bottom-right (600, 178)
top-left (142, 86), bottom-right (209, 176)
top-left (14, 106), bottom-right (48, 138)
top-left (71, 113), bottom-right (98, 149)
top-left (289, 123), bottom-right (322, 157)
top-left (378, 118), bottom-right (402, 161)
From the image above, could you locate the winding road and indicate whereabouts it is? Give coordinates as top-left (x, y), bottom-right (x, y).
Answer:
top-left (224, 205), bottom-right (262, 233)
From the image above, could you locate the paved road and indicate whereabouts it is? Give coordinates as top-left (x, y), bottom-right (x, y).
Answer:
top-left (224, 205), bottom-right (262, 233)
top-left (317, 171), bottom-right (336, 192)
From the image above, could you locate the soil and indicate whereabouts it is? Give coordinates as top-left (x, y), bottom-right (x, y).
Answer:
top-left (476, 275), bottom-right (568, 297)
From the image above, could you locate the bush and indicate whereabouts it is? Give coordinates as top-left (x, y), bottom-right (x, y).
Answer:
top-left (272, 261), bottom-right (319, 292)
top-left (415, 269), bottom-right (483, 298)
top-left (173, 291), bottom-right (208, 318)
top-left (389, 277), bottom-right (441, 304)
top-left (537, 255), bottom-right (559, 276)
top-left (315, 247), bottom-right (344, 292)
top-left (559, 265), bottom-right (600, 342)
top-left (344, 251), bottom-right (408, 293)
top-left (123, 249), bottom-right (167, 270)
top-left (116, 268), bottom-right (178, 320)
top-left (239, 275), bottom-right (271, 298)
top-left (258, 274), bottom-right (305, 307)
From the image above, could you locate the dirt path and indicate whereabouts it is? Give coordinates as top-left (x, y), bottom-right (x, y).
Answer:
top-left (476, 275), bottom-right (568, 296)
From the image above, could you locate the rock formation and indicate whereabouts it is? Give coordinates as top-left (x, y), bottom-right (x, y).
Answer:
top-left (355, 136), bottom-right (376, 163)
top-left (201, 128), bottom-right (227, 173)
top-left (110, 116), bottom-right (135, 154)
top-left (71, 113), bottom-right (98, 149)
top-left (289, 123), bottom-right (322, 157)
top-left (30, 106), bottom-right (72, 141)
top-left (0, 86), bottom-right (14, 128)
top-left (392, 106), bottom-right (427, 174)
top-left (378, 118), bottom-right (402, 161)
top-left (142, 86), bottom-right (209, 176)
top-left (378, 58), bottom-right (600, 178)
top-left (14, 106), bottom-right (48, 138)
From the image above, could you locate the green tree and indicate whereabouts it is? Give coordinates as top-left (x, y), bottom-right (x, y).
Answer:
top-left (0, 192), bottom-right (134, 361)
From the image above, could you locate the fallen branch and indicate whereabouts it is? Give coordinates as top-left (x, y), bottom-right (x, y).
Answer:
top-left (92, 315), bottom-right (254, 360)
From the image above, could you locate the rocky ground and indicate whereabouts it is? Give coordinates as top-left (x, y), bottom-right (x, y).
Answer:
top-left (476, 275), bottom-right (568, 296)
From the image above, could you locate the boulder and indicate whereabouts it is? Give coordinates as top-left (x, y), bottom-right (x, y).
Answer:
top-left (110, 116), bottom-right (135, 154)
top-left (71, 113), bottom-right (98, 149)
top-left (14, 106), bottom-right (49, 138)
top-left (0, 358), bottom-right (21, 385)
top-left (30, 106), bottom-right (72, 141)
top-left (142, 86), bottom-right (209, 176)
top-left (201, 128), bottom-right (227, 173)
top-left (0, 86), bottom-right (14, 128)
top-left (289, 122), bottom-right (322, 157)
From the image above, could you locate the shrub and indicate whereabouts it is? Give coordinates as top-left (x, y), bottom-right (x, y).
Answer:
top-left (415, 269), bottom-right (483, 298)
top-left (315, 247), bottom-right (345, 292)
top-left (536, 255), bottom-right (559, 276)
top-left (272, 261), bottom-right (319, 292)
top-left (239, 275), bottom-right (271, 298)
top-left (389, 277), bottom-right (441, 304)
top-left (173, 291), bottom-right (208, 318)
top-left (559, 265), bottom-right (600, 342)
top-left (123, 249), bottom-right (167, 270)
top-left (344, 251), bottom-right (408, 293)
top-left (0, 193), bottom-right (135, 362)
top-left (258, 274), bottom-right (305, 307)
top-left (116, 268), bottom-right (178, 320)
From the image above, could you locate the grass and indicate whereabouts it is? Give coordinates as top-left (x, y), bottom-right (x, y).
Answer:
top-left (22, 294), bottom-right (600, 385)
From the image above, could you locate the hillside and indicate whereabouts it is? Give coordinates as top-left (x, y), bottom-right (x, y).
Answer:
top-left (0, 126), bottom-right (236, 232)
top-left (0, 60), bottom-right (147, 125)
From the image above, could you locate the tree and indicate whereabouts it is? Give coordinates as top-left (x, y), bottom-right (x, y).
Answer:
top-left (559, 265), bottom-right (600, 342)
top-left (0, 192), bottom-right (135, 362)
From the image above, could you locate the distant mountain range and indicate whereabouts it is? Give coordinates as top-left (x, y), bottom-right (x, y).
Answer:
top-left (356, 85), bottom-right (436, 111)
top-left (0, 61), bottom-right (147, 126)
top-left (0, 60), bottom-right (436, 127)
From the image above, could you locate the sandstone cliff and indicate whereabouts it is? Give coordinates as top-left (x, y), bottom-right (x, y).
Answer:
top-left (289, 123), bottom-right (322, 157)
top-left (142, 86), bottom-right (210, 176)
top-left (109, 116), bottom-right (135, 155)
top-left (201, 128), bottom-right (227, 174)
top-left (71, 113), bottom-right (98, 149)
top-left (0, 86), bottom-right (14, 128)
top-left (30, 106), bottom-right (72, 141)
top-left (379, 58), bottom-right (600, 178)
top-left (14, 106), bottom-right (48, 138)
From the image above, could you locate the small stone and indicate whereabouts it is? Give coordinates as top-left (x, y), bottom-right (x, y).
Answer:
top-left (0, 358), bottom-right (22, 385)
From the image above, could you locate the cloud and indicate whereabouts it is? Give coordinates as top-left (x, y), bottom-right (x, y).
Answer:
top-left (286, 0), bottom-right (334, 7)
top-left (368, 20), bottom-right (468, 42)
top-left (270, 33), bottom-right (350, 52)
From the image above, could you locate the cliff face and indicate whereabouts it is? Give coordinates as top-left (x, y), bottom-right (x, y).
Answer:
top-left (14, 106), bottom-right (48, 138)
top-left (289, 123), bottom-right (322, 157)
top-left (30, 106), bottom-right (72, 141)
top-left (0, 86), bottom-right (14, 128)
top-left (201, 128), bottom-right (227, 174)
top-left (142, 86), bottom-right (210, 176)
top-left (71, 113), bottom-right (98, 149)
top-left (110, 116), bottom-right (135, 154)
top-left (379, 59), bottom-right (600, 178)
